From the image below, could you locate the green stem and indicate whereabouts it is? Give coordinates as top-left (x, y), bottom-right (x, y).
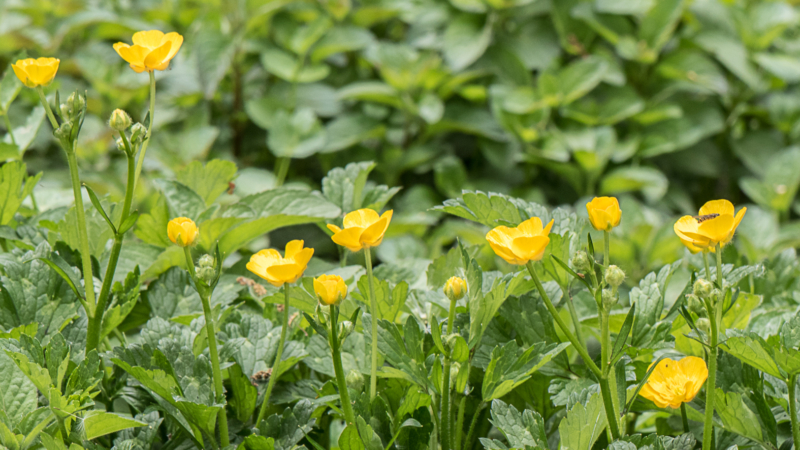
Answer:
top-left (35, 87), bottom-right (59, 129)
top-left (3, 113), bottom-right (16, 146)
top-left (274, 157), bottom-right (290, 187)
top-left (702, 252), bottom-right (711, 280)
top-left (184, 246), bottom-right (229, 447)
top-left (702, 297), bottom-right (718, 450)
top-left (603, 230), bottom-right (610, 279)
top-left (464, 401), bottom-right (486, 450)
top-left (85, 151), bottom-right (136, 352)
top-left (790, 374), bottom-right (800, 450)
top-left (330, 305), bottom-right (356, 425)
top-left (441, 356), bottom-right (452, 450)
top-left (562, 286), bottom-right (585, 351)
top-left (255, 284), bottom-right (291, 428)
top-left (454, 395), bottom-right (467, 450)
top-left (365, 246), bottom-right (379, 400)
top-left (133, 71), bottom-right (156, 188)
top-left (65, 148), bottom-right (97, 312)
top-left (715, 243), bottom-right (723, 289)
top-left (681, 403), bottom-right (690, 433)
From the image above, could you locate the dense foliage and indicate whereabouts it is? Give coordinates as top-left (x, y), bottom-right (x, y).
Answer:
top-left (2, 0), bottom-right (800, 450)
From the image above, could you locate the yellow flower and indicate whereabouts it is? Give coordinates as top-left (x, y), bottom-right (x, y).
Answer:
top-left (314, 274), bottom-right (347, 305)
top-left (486, 217), bottom-right (554, 265)
top-left (639, 356), bottom-right (708, 409)
top-left (12, 58), bottom-right (60, 88)
top-left (113, 30), bottom-right (184, 73)
top-left (586, 196), bottom-right (621, 231)
top-left (167, 217), bottom-right (199, 247)
top-left (674, 200), bottom-right (746, 253)
top-left (327, 209), bottom-right (393, 252)
top-left (444, 276), bottom-right (467, 301)
top-left (247, 240), bottom-right (314, 287)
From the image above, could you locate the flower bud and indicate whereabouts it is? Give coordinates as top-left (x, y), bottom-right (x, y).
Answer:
top-left (196, 265), bottom-right (216, 284)
top-left (346, 369), bottom-right (364, 391)
top-left (130, 123), bottom-right (147, 145)
top-left (693, 279), bottom-right (714, 299)
top-left (686, 294), bottom-right (705, 316)
top-left (167, 217), bottom-right (199, 247)
top-left (604, 265), bottom-right (625, 288)
top-left (199, 254), bottom-right (215, 268)
top-left (696, 318), bottom-right (711, 335)
top-left (60, 92), bottom-right (85, 121)
top-left (54, 122), bottom-right (73, 141)
top-left (108, 109), bottom-right (132, 131)
top-left (601, 289), bottom-right (617, 309)
top-left (314, 275), bottom-right (347, 306)
top-left (571, 251), bottom-right (590, 272)
top-left (115, 137), bottom-right (126, 152)
top-left (444, 276), bottom-right (467, 302)
top-left (338, 320), bottom-right (354, 341)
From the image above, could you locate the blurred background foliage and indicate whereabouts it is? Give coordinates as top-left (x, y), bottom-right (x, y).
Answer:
top-left (2, 0), bottom-right (800, 281)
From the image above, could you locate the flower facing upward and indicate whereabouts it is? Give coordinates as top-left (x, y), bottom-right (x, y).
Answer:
top-left (314, 274), bottom-right (347, 305)
top-left (586, 196), bottom-right (621, 231)
top-left (639, 357), bottom-right (708, 409)
top-left (247, 240), bottom-right (314, 287)
top-left (327, 209), bottom-right (393, 252)
top-left (444, 276), bottom-right (467, 301)
top-left (486, 217), bottom-right (554, 265)
top-left (113, 30), bottom-right (184, 73)
top-left (167, 217), bottom-right (198, 247)
top-left (12, 58), bottom-right (60, 88)
top-left (674, 200), bottom-right (746, 253)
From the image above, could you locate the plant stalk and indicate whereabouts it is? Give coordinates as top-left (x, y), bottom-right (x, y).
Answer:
top-left (184, 246), bottom-right (229, 447)
top-left (702, 295), bottom-right (718, 450)
top-left (364, 246), bottom-right (379, 400)
top-left (255, 284), bottom-right (291, 428)
top-left (790, 374), bottom-right (800, 450)
top-left (330, 304), bottom-right (356, 425)
top-left (603, 230), bottom-right (610, 277)
top-left (464, 401), bottom-right (486, 450)
top-left (681, 403), bottom-right (690, 433)
top-left (274, 157), bottom-right (291, 187)
top-left (3, 113), bottom-right (16, 145)
top-left (133, 71), bottom-right (156, 188)
top-left (441, 295), bottom-right (458, 450)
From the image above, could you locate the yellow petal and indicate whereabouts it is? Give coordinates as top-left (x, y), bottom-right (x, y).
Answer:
top-left (267, 263), bottom-right (303, 284)
top-left (486, 226), bottom-right (520, 248)
top-left (11, 64), bottom-right (32, 88)
top-left (332, 227), bottom-right (364, 252)
top-left (115, 44), bottom-right (149, 70)
top-left (511, 235), bottom-right (550, 263)
top-left (678, 356), bottom-right (708, 401)
top-left (696, 214), bottom-right (734, 244)
top-left (284, 240), bottom-right (305, 259)
top-left (132, 30), bottom-right (166, 49)
top-left (144, 41), bottom-right (172, 71)
top-left (699, 199), bottom-right (734, 217)
top-left (290, 247), bottom-right (314, 269)
top-left (360, 217), bottom-right (389, 247)
top-left (516, 217), bottom-right (543, 236)
top-left (161, 32), bottom-right (184, 64)
top-left (327, 223), bottom-right (343, 234)
top-left (344, 208), bottom-right (380, 228)
top-left (542, 219), bottom-right (554, 235)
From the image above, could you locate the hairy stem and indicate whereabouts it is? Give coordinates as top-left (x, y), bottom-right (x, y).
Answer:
top-left (365, 246), bottom-right (379, 400)
top-left (255, 284), bottom-right (291, 428)
top-left (702, 297), bottom-right (718, 450)
top-left (133, 71), bottom-right (156, 188)
top-left (65, 148), bottom-right (97, 312)
top-left (464, 401), bottom-right (486, 450)
top-left (330, 305), bottom-right (356, 424)
top-left (790, 374), bottom-right (800, 450)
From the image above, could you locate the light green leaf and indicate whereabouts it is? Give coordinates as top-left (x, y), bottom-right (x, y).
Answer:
top-left (82, 411), bottom-right (146, 440)
top-left (558, 391), bottom-right (607, 450)
top-left (715, 389), bottom-right (763, 443)
top-left (176, 159), bottom-right (238, 206)
top-left (0, 161), bottom-right (41, 226)
top-left (721, 333), bottom-right (782, 378)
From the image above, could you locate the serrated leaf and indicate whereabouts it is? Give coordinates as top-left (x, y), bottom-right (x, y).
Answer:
top-left (558, 391), bottom-right (607, 450)
top-left (0, 161), bottom-right (41, 226)
top-left (482, 341), bottom-right (569, 401)
top-left (176, 159), bottom-right (238, 206)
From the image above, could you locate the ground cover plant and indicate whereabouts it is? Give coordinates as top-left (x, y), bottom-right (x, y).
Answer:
top-left (5, 0), bottom-right (800, 450)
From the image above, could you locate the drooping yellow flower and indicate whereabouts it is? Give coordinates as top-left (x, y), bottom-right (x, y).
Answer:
top-left (674, 200), bottom-right (746, 253)
top-left (314, 274), bottom-right (347, 305)
top-left (12, 58), bottom-right (60, 88)
top-left (586, 196), bottom-right (621, 231)
top-left (639, 356), bottom-right (708, 409)
top-left (444, 276), bottom-right (467, 301)
top-left (168, 217), bottom-right (199, 247)
top-left (247, 240), bottom-right (314, 287)
top-left (486, 217), bottom-right (554, 266)
top-left (113, 30), bottom-right (184, 73)
top-left (327, 209), bottom-right (393, 252)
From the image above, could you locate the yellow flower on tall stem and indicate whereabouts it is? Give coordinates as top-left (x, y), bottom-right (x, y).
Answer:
top-left (640, 357), bottom-right (709, 409)
top-left (113, 30), bottom-right (184, 73)
top-left (167, 217), bottom-right (199, 247)
top-left (586, 196), bottom-right (621, 231)
top-left (314, 274), bottom-right (347, 306)
top-left (11, 58), bottom-right (59, 88)
top-left (485, 217), bottom-right (553, 265)
top-left (674, 200), bottom-right (746, 253)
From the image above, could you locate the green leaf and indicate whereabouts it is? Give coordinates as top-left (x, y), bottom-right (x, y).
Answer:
top-left (267, 108), bottom-right (326, 159)
top-left (226, 314), bottom-right (308, 379)
top-left (396, 385), bottom-right (432, 419)
top-left (0, 349), bottom-right (36, 427)
top-left (135, 193), bottom-right (171, 247)
top-left (4, 107), bottom-right (45, 155)
top-left (261, 47), bottom-right (330, 83)
top-left (100, 267), bottom-right (141, 341)
top-left (376, 316), bottom-right (431, 389)
top-left (482, 341), bottom-right (569, 401)
top-left (228, 363), bottom-right (257, 423)
top-left (482, 400), bottom-right (548, 449)
top-left (82, 411), bottom-right (146, 440)
top-left (555, 56), bottom-right (608, 105)
top-left (600, 166), bottom-right (668, 203)
top-left (639, 0), bottom-right (685, 52)
top-left (322, 114), bottom-right (385, 153)
top-left (558, 391), bottom-right (607, 450)
top-left (82, 184), bottom-right (116, 234)
top-left (155, 180), bottom-right (207, 222)
top-left (255, 399), bottom-right (316, 450)
top-left (176, 159), bottom-right (238, 206)
top-left (443, 13), bottom-right (493, 71)
top-left (721, 332), bottom-right (782, 378)
top-left (194, 26), bottom-right (238, 100)
top-left (0, 64), bottom-right (22, 113)
top-left (321, 161), bottom-right (375, 212)
top-left (714, 388), bottom-right (763, 443)
top-left (0, 161), bottom-right (41, 226)
top-left (338, 424), bottom-right (364, 450)
top-left (337, 82), bottom-right (403, 109)
top-left (351, 276), bottom-right (407, 323)
top-left (310, 26), bottom-right (373, 63)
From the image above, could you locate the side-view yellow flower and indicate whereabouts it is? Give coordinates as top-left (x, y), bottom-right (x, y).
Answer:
top-left (113, 30), bottom-right (184, 73)
top-left (639, 356), bottom-right (708, 409)
top-left (674, 200), bottom-right (746, 253)
top-left (168, 217), bottom-right (199, 247)
top-left (327, 209), bottom-right (393, 252)
top-left (486, 217), bottom-right (554, 265)
top-left (586, 196), bottom-right (621, 231)
top-left (444, 276), bottom-right (466, 301)
top-left (12, 58), bottom-right (60, 88)
top-left (314, 274), bottom-right (347, 305)
top-left (247, 240), bottom-right (314, 287)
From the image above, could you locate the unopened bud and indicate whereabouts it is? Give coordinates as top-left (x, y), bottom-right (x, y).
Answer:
top-left (686, 294), bottom-right (705, 316)
top-left (572, 251), bottom-right (590, 272)
top-left (108, 109), bottom-right (132, 131)
top-left (696, 318), bottom-right (711, 335)
top-left (115, 137), bottom-right (126, 152)
top-left (346, 369), bottom-right (364, 391)
top-left (444, 276), bottom-right (467, 302)
top-left (54, 122), bottom-right (73, 141)
top-left (199, 254), bottom-right (215, 268)
top-left (338, 320), bottom-right (354, 341)
top-left (601, 289), bottom-right (617, 309)
top-left (196, 265), bottom-right (216, 284)
top-left (130, 123), bottom-right (147, 145)
top-left (604, 265), bottom-right (625, 288)
top-left (693, 279), bottom-right (714, 299)
top-left (61, 92), bottom-right (85, 121)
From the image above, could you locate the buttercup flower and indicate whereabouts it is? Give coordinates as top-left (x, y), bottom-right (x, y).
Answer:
top-left (12, 58), bottom-right (60, 88)
top-left (586, 196), bottom-right (621, 231)
top-left (247, 240), bottom-right (314, 287)
top-left (314, 274), bottom-right (347, 305)
top-left (444, 276), bottom-right (467, 301)
top-left (486, 217), bottom-right (554, 265)
top-left (674, 200), bottom-right (746, 253)
top-left (639, 356), bottom-right (708, 409)
top-left (113, 30), bottom-right (184, 73)
top-left (168, 217), bottom-right (198, 247)
top-left (327, 209), bottom-right (393, 252)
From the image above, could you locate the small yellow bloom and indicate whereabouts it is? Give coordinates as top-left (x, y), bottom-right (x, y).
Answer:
top-left (12, 58), bottom-right (60, 88)
top-left (639, 356), bottom-right (708, 409)
top-left (247, 240), bottom-right (314, 287)
top-left (444, 276), bottom-right (467, 301)
top-left (314, 274), bottom-right (347, 305)
top-left (167, 217), bottom-right (199, 247)
top-left (486, 217), bottom-right (554, 265)
top-left (674, 200), bottom-right (746, 253)
top-left (327, 209), bottom-right (393, 252)
top-left (586, 196), bottom-right (621, 231)
top-left (113, 30), bottom-right (184, 73)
